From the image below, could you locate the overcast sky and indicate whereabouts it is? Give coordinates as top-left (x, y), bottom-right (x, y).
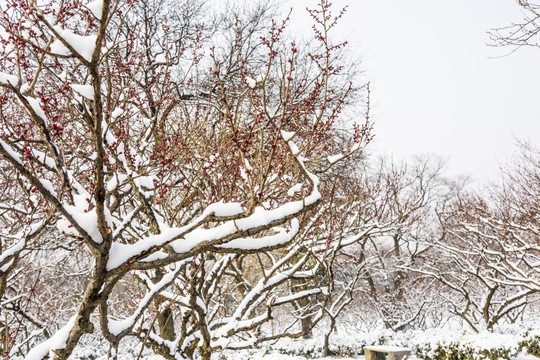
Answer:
top-left (289, 0), bottom-right (540, 181)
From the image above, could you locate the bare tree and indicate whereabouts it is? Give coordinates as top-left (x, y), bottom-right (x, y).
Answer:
top-left (418, 143), bottom-right (540, 332)
top-left (295, 156), bottom-right (446, 355)
top-left (489, 0), bottom-right (540, 50)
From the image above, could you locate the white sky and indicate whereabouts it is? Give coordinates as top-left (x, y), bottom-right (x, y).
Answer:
top-left (287, 0), bottom-right (540, 181)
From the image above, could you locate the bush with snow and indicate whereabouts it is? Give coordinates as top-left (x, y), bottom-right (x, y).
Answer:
top-left (520, 335), bottom-right (540, 358)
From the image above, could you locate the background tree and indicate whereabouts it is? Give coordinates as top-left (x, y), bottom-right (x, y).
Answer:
top-left (417, 143), bottom-right (540, 332)
top-left (354, 157), bottom-right (445, 332)
top-left (489, 0), bottom-right (540, 50)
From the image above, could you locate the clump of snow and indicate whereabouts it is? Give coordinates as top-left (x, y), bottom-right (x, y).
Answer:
top-left (135, 174), bottom-right (158, 190)
top-left (350, 141), bottom-right (361, 152)
top-left (57, 218), bottom-right (79, 237)
top-left (287, 140), bottom-right (300, 156)
top-left (111, 108), bottom-right (124, 118)
top-left (52, 26), bottom-right (97, 62)
top-left (24, 315), bottom-right (76, 360)
top-left (246, 77), bottom-right (257, 88)
top-left (24, 96), bottom-right (47, 120)
top-left (280, 130), bottom-right (295, 142)
top-left (0, 72), bottom-right (18, 86)
top-left (154, 53), bottom-right (167, 63)
top-left (0, 229), bottom-right (31, 271)
top-left (218, 218), bottom-right (299, 250)
top-left (86, 0), bottom-right (103, 20)
top-left (240, 166), bottom-right (249, 181)
top-left (0, 139), bottom-right (23, 164)
top-left (70, 84), bottom-right (95, 100)
top-left (50, 39), bottom-right (71, 57)
top-left (63, 205), bottom-right (107, 244)
top-left (203, 200), bottom-right (244, 218)
top-left (107, 226), bottom-right (188, 270)
top-left (287, 183), bottom-right (302, 197)
top-left (32, 149), bottom-right (57, 169)
top-left (244, 158), bottom-right (253, 170)
top-left (39, 179), bottom-right (57, 198)
top-left (327, 153), bottom-right (344, 164)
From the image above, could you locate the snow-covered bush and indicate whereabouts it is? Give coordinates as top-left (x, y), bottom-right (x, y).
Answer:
top-left (520, 336), bottom-right (540, 358)
top-left (415, 343), bottom-right (518, 360)
top-left (412, 331), bottom-right (521, 360)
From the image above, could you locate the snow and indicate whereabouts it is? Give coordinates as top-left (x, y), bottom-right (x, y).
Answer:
top-left (0, 71), bottom-right (18, 86)
top-left (240, 166), bottom-right (248, 181)
top-left (111, 108), bottom-right (123, 118)
top-left (24, 315), bottom-right (76, 360)
top-left (327, 153), bottom-right (344, 164)
top-left (246, 77), bottom-right (257, 88)
top-left (271, 287), bottom-right (322, 306)
top-left (108, 265), bottom-right (183, 336)
top-left (52, 26), bottom-right (97, 62)
top-left (280, 130), bottom-right (295, 142)
top-left (107, 226), bottom-right (192, 270)
top-left (32, 149), bottom-right (57, 169)
top-left (70, 84), bottom-right (95, 100)
top-left (107, 174), bottom-right (123, 192)
top-left (0, 139), bottom-right (23, 164)
top-left (350, 141), bottom-right (362, 152)
top-left (86, 0), bottom-right (103, 20)
top-left (287, 183), bottom-right (303, 197)
top-left (204, 201), bottom-right (244, 217)
top-left (405, 328), bottom-right (524, 359)
top-left (24, 96), bottom-right (47, 120)
top-left (57, 218), bottom-right (80, 237)
top-left (135, 174), bottom-right (158, 190)
top-left (0, 258), bottom-right (14, 272)
top-left (63, 205), bottom-right (108, 244)
top-left (287, 141), bottom-right (300, 156)
top-left (327, 142), bottom-right (362, 165)
top-left (138, 250), bottom-right (168, 263)
top-left (26, 323), bottom-right (540, 360)
top-left (516, 354), bottom-right (540, 360)
top-left (50, 39), bottom-right (71, 57)
top-left (107, 195), bottom-right (314, 269)
top-left (0, 233), bottom-right (28, 271)
top-left (155, 53), bottom-right (167, 63)
top-left (217, 218), bottom-right (299, 250)
top-left (39, 179), bottom-right (58, 198)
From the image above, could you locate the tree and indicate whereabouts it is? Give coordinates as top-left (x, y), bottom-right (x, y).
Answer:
top-left (489, 0), bottom-right (540, 50)
top-left (418, 143), bottom-right (540, 332)
top-left (353, 157), bottom-right (445, 332)
top-left (0, 0), bottom-right (370, 359)
top-left (296, 155), bottom-right (445, 355)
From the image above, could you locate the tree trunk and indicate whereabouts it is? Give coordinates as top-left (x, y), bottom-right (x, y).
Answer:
top-left (156, 306), bottom-right (175, 341)
top-left (323, 315), bottom-right (336, 356)
top-left (199, 345), bottom-right (212, 360)
top-left (292, 278), bottom-right (313, 339)
top-left (153, 269), bottom-right (176, 341)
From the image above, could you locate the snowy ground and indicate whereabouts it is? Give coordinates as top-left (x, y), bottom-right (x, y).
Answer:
top-left (214, 351), bottom-right (538, 360)
top-left (66, 324), bottom-right (540, 360)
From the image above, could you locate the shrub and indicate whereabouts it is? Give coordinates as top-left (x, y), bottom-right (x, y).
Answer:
top-left (414, 342), bottom-right (517, 360)
top-left (520, 336), bottom-right (540, 358)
